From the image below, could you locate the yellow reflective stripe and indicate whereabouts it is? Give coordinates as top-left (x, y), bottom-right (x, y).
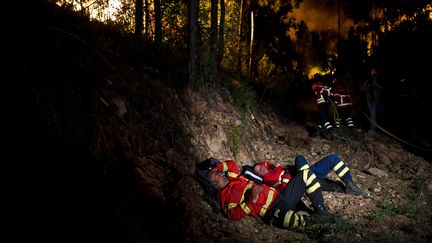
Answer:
top-left (282, 178), bottom-right (290, 183)
top-left (292, 214), bottom-right (299, 229)
top-left (299, 215), bottom-right (306, 227)
top-left (333, 161), bottom-right (344, 171)
top-left (283, 210), bottom-right (293, 228)
top-left (259, 208), bottom-right (266, 217)
top-left (302, 170), bottom-right (308, 183)
top-left (273, 182), bottom-right (281, 187)
top-left (306, 182), bottom-right (321, 194)
top-left (228, 203), bottom-right (237, 209)
top-left (305, 173), bottom-right (316, 186)
top-left (225, 203), bottom-right (237, 214)
top-left (240, 202), bottom-right (251, 214)
top-left (259, 187), bottom-right (275, 217)
top-left (299, 164), bottom-right (309, 171)
top-left (222, 161), bottom-right (228, 171)
top-left (227, 171), bottom-right (239, 178)
top-left (338, 167), bottom-right (349, 177)
top-left (247, 181), bottom-right (254, 189)
top-left (240, 181), bottom-right (254, 203)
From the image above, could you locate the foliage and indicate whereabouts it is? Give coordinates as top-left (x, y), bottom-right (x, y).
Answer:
top-left (230, 81), bottom-right (256, 116)
top-left (305, 217), bottom-right (358, 242)
top-left (374, 200), bottom-right (417, 222)
top-left (255, 53), bottom-right (279, 85)
top-left (411, 180), bottom-right (426, 193)
top-left (229, 79), bottom-right (256, 154)
top-left (231, 122), bottom-right (247, 155)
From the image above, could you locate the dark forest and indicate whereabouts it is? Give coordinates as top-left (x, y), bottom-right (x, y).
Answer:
top-left (11, 0), bottom-right (432, 242)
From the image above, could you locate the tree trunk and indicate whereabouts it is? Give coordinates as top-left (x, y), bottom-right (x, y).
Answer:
top-left (134, 0), bottom-right (144, 40)
top-left (188, 0), bottom-right (200, 85)
top-left (237, 0), bottom-right (244, 72)
top-left (154, 0), bottom-right (162, 46)
top-left (248, 11), bottom-right (254, 77)
top-left (210, 0), bottom-right (218, 82)
top-left (218, 0), bottom-right (225, 67)
top-left (144, 0), bottom-right (150, 39)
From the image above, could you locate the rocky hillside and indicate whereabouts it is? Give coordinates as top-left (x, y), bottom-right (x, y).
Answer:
top-left (16, 2), bottom-right (432, 242)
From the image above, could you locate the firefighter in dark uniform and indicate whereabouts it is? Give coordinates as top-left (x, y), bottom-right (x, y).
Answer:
top-left (331, 79), bottom-right (355, 130)
top-left (310, 73), bottom-right (333, 136)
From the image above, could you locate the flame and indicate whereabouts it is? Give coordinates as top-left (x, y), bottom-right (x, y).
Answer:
top-left (308, 66), bottom-right (330, 79)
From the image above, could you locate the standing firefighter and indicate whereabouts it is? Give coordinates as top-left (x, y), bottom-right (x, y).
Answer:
top-left (362, 67), bottom-right (383, 134)
top-left (310, 73), bottom-right (334, 135)
top-left (331, 79), bottom-right (355, 130)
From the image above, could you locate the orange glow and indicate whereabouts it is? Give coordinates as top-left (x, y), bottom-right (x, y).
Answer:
top-left (428, 4), bottom-right (432, 19)
top-left (308, 66), bottom-right (330, 79)
top-left (56, 0), bottom-right (122, 21)
top-left (289, 0), bottom-right (353, 39)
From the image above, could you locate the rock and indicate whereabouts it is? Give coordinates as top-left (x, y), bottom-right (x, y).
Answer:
top-left (366, 167), bottom-right (389, 178)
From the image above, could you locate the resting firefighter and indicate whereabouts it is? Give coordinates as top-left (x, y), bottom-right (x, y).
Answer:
top-left (251, 154), bottom-right (369, 196)
top-left (197, 158), bottom-right (337, 231)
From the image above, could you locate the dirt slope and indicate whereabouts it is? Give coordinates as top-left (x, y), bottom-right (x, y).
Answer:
top-left (17, 2), bottom-right (432, 242)
top-left (173, 87), bottom-right (432, 242)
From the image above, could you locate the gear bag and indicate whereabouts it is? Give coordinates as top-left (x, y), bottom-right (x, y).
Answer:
top-left (195, 157), bottom-right (222, 213)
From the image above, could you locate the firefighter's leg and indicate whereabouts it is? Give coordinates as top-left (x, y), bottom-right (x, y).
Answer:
top-left (309, 154), bottom-right (346, 191)
top-left (277, 172), bottom-right (308, 211)
top-left (318, 103), bottom-right (333, 130)
top-left (301, 169), bottom-right (325, 213)
top-left (339, 106), bottom-right (355, 129)
top-left (275, 171), bottom-right (334, 227)
top-left (310, 153), bottom-right (350, 180)
top-left (270, 172), bottom-right (312, 230)
top-left (311, 153), bottom-right (368, 196)
top-left (271, 209), bottom-right (306, 230)
top-left (296, 154), bottom-right (343, 193)
top-left (294, 155), bottom-right (310, 172)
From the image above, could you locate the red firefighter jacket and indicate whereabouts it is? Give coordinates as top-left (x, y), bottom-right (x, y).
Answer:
top-left (215, 160), bottom-right (279, 220)
top-left (331, 85), bottom-right (352, 107)
top-left (311, 82), bottom-right (332, 105)
top-left (256, 161), bottom-right (293, 192)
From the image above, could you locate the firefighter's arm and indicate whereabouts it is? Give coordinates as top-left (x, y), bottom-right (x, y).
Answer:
top-left (225, 202), bottom-right (251, 220)
top-left (262, 166), bottom-right (284, 187)
top-left (216, 160), bottom-right (240, 179)
top-left (273, 165), bottom-right (284, 176)
top-left (225, 191), bottom-right (263, 220)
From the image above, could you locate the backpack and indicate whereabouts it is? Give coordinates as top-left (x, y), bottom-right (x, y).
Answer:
top-left (195, 157), bottom-right (222, 213)
top-left (241, 165), bottom-right (263, 184)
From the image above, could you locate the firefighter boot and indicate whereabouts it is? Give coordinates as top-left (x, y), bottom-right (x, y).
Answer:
top-left (314, 204), bottom-right (328, 214)
top-left (345, 180), bottom-right (369, 196)
top-left (310, 204), bottom-right (335, 224)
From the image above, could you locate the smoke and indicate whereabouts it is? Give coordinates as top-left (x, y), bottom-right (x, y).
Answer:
top-left (290, 0), bottom-right (353, 38)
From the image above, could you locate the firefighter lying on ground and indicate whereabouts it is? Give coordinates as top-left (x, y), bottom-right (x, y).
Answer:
top-left (199, 158), bottom-right (339, 231)
top-left (248, 154), bottom-right (369, 196)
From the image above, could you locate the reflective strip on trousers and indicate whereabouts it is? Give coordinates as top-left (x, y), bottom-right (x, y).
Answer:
top-left (303, 169), bottom-right (321, 194)
top-left (299, 164), bottom-right (309, 171)
top-left (333, 161), bottom-right (349, 177)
